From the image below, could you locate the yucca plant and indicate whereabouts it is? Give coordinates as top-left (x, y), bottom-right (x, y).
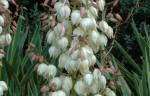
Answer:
top-left (109, 21), bottom-right (150, 96)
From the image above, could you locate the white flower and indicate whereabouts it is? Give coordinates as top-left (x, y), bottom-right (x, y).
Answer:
top-left (71, 49), bottom-right (80, 60)
top-left (0, 33), bottom-right (12, 46)
top-left (100, 75), bottom-right (106, 89)
top-left (73, 27), bottom-right (84, 37)
top-left (0, 81), bottom-right (8, 91)
top-left (0, 16), bottom-right (4, 26)
top-left (88, 30), bottom-right (100, 45)
top-left (54, 23), bottom-right (65, 36)
top-left (97, 0), bottom-right (105, 11)
top-left (59, 5), bottom-right (71, 19)
top-left (105, 88), bottom-right (116, 96)
top-left (52, 90), bottom-right (66, 96)
top-left (99, 20), bottom-right (109, 32)
top-left (71, 10), bottom-right (81, 25)
top-left (62, 20), bottom-right (72, 35)
top-left (48, 46), bottom-right (60, 58)
top-left (95, 94), bottom-right (102, 96)
top-left (0, 0), bottom-right (9, 9)
top-left (89, 80), bottom-right (100, 94)
top-left (83, 74), bottom-right (93, 85)
top-left (93, 68), bottom-right (101, 80)
top-left (79, 59), bottom-right (90, 75)
top-left (0, 26), bottom-right (2, 34)
top-left (74, 80), bottom-right (87, 95)
top-left (55, 37), bottom-right (68, 49)
top-left (0, 86), bottom-right (3, 96)
top-left (46, 65), bottom-right (57, 78)
top-left (98, 34), bottom-right (108, 47)
top-left (62, 76), bottom-right (72, 93)
top-left (47, 31), bottom-right (55, 44)
top-left (54, 2), bottom-right (64, 12)
top-left (106, 26), bottom-right (113, 39)
top-left (37, 63), bottom-right (48, 76)
top-left (58, 54), bottom-right (68, 68)
top-left (50, 77), bottom-right (62, 90)
top-left (80, 18), bottom-right (96, 31)
top-left (89, 55), bottom-right (96, 66)
top-left (87, 6), bottom-right (98, 18)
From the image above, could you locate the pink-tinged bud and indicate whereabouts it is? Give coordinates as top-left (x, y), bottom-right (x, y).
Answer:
top-left (115, 13), bottom-right (123, 21)
top-left (39, 56), bottom-right (43, 62)
top-left (28, 52), bottom-right (33, 57)
top-left (99, 65), bottom-right (104, 72)
top-left (106, 68), bottom-right (115, 74)
top-left (74, 43), bottom-right (79, 50)
top-left (116, 81), bottom-right (122, 87)
top-left (15, 11), bottom-right (18, 16)
top-left (51, 20), bottom-right (56, 27)
top-left (33, 64), bottom-right (39, 71)
top-left (113, 0), bottom-right (119, 7)
top-left (40, 85), bottom-right (49, 92)
top-left (109, 61), bottom-right (112, 66)
top-left (69, 48), bottom-right (75, 55)
top-left (22, 7), bottom-right (28, 11)
top-left (44, 0), bottom-right (49, 5)
top-left (19, 15), bottom-right (25, 20)
top-left (111, 66), bottom-right (116, 73)
top-left (91, 2), bottom-right (99, 9)
top-left (40, 13), bottom-right (46, 17)
top-left (80, 49), bottom-right (85, 61)
top-left (25, 48), bottom-right (31, 53)
top-left (110, 17), bottom-right (118, 23)
top-left (32, 54), bottom-right (37, 62)
top-left (80, 7), bottom-right (85, 17)
top-left (109, 80), bottom-right (114, 86)
top-left (71, 34), bottom-right (78, 37)
top-left (12, 21), bottom-right (17, 27)
top-left (82, 38), bottom-right (88, 44)
top-left (115, 73), bottom-right (123, 77)
top-left (108, 13), bottom-right (114, 18)
top-left (51, 0), bottom-right (57, 5)
top-left (0, 61), bottom-right (3, 67)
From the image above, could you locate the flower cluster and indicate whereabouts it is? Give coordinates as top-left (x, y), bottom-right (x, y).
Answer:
top-left (0, 81), bottom-right (8, 96)
top-left (37, 0), bottom-right (118, 95)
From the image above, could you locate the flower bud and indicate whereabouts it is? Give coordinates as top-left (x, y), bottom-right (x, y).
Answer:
top-left (0, 81), bottom-right (8, 91)
top-left (62, 76), bottom-right (73, 93)
top-left (83, 74), bottom-right (93, 85)
top-left (97, 0), bottom-right (105, 11)
top-left (79, 59), bottom-right (90, 75)
top-left (50, 77), bottom-right (62, 90)
top-left (93, 68), bottom-right (101, 80)
top-left (37, 63), bottom-right (48, 76)
top-left (0, 0), bottom-right (9, 9)
top-left (59, 5), bottom-right (71, 19)
top-left (55, 37), bottom-right (68, 49)
top-left (0, 33), bottom-right (12, 46)
top-left (99, 20), bottom-right (109, 32)
top-left (46, 65), bottom-right (57, 78)
top-left (100, 75), bottom-right (106, 89)
top-left (0, 16), bottom-right (4, 26)
top-left (98, 34), bottom-right (108, 47)
top-left (48, 46), bottom-right (60, 58)
top-left (74, 80), bottom-right (87, 95)
top-left (0, 26), bottom-right (2, 34)
top-left (71, 10), bottom-right (81, 25)
top-left (47, 31), bottom-right (55, 44)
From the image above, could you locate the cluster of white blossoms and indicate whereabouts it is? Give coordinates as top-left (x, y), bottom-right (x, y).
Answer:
top-left (0, 0), bottom-right (12, 46)
top-left (0, 1), bottom-right (10, 95)
top-left (38, 0), bottom-right (116, 96)
top-left (0, 81), bottom-right (8, 96)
